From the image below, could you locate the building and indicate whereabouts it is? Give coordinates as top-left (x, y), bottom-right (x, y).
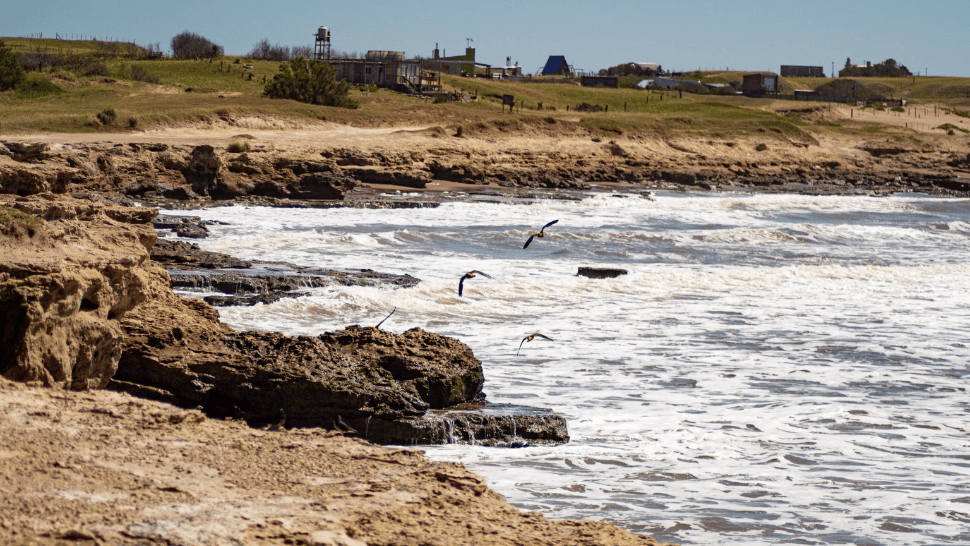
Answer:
top-left (431, 45), bottom-right (482, 76)
top-left (780, 65), bottom-right (825, 78)
top-left (581, 75), bottom-right (618, 88)
top-left (330, 51), bottom-right (440, 93)
top-left (541, 55), bottom-right (571, 76)
top-left (742, 72), bottom-right (779, 96)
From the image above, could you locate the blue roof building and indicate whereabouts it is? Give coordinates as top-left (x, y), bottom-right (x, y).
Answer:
top-left (541, 55), bottom-right (570, 76)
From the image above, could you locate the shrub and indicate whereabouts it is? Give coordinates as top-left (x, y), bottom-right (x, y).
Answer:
top-left (13, 79), bottom-right (63, 99)
top-left (263, 58), bottom-right (357, 108)
top-left (127, 117), bottom-right (138, 128)
top-left (226, 141), bottom-right (250, 153)
top-left (96, 108), bottom-right (117, 125)
top-left (0, 40), bottom-right (27, 90)
top-left (82, 60), bottom-right (111, 77)
top-left (130, 65), bottom-right (160, 84)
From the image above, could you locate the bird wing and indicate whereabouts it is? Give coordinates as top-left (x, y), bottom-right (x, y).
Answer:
top-left (458, 275), bottom-right (467, 296)
top-left (536, 333), bottom-right (554, 342)
top-left (516, 337), bottom-right (528, 356)
top-left (541, 219), bottom-right (560, 232)
top-left (472, 270), bottom-right (492, 278)
top-left (376, 307), bottom-right (396, 328)
top-left (523, 235), bottom-right (536, 249)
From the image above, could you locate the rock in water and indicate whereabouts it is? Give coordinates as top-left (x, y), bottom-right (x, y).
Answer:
top-left (577, 267), bottom-right (628, 279)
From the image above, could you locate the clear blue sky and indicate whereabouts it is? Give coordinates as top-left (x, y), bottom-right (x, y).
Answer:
top-left (4, 0), bottom-right (968, 76)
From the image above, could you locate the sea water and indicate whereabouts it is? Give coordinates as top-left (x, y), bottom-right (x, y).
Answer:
top-left (168, 191), bottom-right (970, 545)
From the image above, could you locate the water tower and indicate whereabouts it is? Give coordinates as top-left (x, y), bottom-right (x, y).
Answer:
top-left (314, 26), bottom-right (331, 60)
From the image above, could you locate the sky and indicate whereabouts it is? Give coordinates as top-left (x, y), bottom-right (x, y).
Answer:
top-left (3, 0), bottom-right (968, 77)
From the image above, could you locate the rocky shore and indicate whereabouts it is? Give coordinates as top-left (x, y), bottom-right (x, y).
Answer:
top-left (2, 120), bottom-right (968, 545)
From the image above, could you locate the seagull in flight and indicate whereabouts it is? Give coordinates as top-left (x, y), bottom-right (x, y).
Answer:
top-left (375, 307), bottom-right (396, 329)
top-left (458, 270), bottom-right (492, 296)
top-left (523, 219), bottom-right (559, 249)
top-left (517, 332), bottom-right (554, 355)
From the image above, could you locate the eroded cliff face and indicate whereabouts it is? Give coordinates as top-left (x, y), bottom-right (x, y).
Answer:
top-left (0, 195), bottom-right (159, 389)
top-left (0, 194), bottom-right (498, 443)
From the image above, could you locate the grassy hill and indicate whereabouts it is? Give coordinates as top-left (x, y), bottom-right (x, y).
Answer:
top-left (2, 37), bottom-right (968, 139)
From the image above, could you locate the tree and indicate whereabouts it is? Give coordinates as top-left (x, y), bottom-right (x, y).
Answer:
top-left (263, 58), bottom-right (357, 108)
top-left (170, 31), bottom-right (223, 59)
top-left (0, 40), bottom-right (27, 90)
top-left (249, 38), bottom-right (290, 61)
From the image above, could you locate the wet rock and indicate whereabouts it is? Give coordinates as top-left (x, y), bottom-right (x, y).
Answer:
top-left (116, 323), bottom-right (487, 430)
top-left (577, 267), bottom-right (628, 279)
top-left (342, 166), bottom-right (431, 189)
top-left (150, 239), bottom-right (253, 269)
top-left (153, 215), bottom-right (211, 239)
top-left (360, 404), bottom-right (569, 446)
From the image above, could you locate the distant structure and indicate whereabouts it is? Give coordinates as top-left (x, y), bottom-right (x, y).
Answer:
top-left (742, 72), bottom-right (779, 96)
top-left (313, 26), bottom-right (440, 92)
top-left (541, 55), bottom-right (571, 76)
top-left (581, 75), bottom-right (618, 88)
top-left (432, 44), bottom-right (483, 76)
top-left (313, 26), bottom-right (331, 61)
top-left (780, 65), bottom-right (825, 78)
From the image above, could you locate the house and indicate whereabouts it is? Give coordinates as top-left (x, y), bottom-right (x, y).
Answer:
top-left (541, 55), bottom-right (571, 76)
top-left (780, 65), bottom-right (825, 78)
top-left (742, 72), bottom-right (778, 96)
top-left (330, 51), bottom-right (439, 93)
top-left (431, 45), bottom-right (483, 76)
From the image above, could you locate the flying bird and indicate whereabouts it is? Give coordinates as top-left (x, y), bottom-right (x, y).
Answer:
top-left (523, 219), bottom-right (559, 249)
top-left (517, 332), bottom-right (554, 356)
top-left (375, 307), bottom-right (396, 329)
top-left (458, 270), bottom-right (492, 296)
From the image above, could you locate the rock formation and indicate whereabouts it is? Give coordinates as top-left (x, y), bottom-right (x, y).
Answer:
top-left (1, 193), bottom-right (567, 446)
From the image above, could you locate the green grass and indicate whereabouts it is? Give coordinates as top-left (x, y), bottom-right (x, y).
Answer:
top-left (0, 207), bottom-right (43, 237)
top-left (3, 37), bottom-right (969, 142)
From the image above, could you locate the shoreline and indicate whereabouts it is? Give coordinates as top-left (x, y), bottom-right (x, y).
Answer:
top-left (2, 120), bottom-right (969, 545)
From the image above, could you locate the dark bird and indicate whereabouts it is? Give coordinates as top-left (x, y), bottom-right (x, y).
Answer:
top-left (517, 332), bottom-right (554, 356)
top-left (523, 219), bottom-right (560, 249)
top-left (458, 270), bottom-right (492, 296)
top-left (375, 307), bottom-right (396, 329)
top-left (333, 415), bottom-right (358, 435)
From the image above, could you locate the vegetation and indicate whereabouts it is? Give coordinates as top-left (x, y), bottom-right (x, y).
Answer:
top-left (0, 39), bottom-right (26, 90)
top-left (226, 141), bottom-right (250, 152)
top-left (0, 207), bottom-right (43, 238)
top-left (248, 39), bottom-right (311, 62)
top-left (170, 31), bottom-right (223, 60)
top-left (96, 108), bottom-right (117, 125)
top-left (2, 37), bottom-right (969, 142)
top-left (263, 58), bottom-right (356, 108)
top-left (840, 58), bottom-right (913, 78)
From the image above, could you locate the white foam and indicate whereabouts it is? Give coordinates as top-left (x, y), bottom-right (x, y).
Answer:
top-left (165, 193), bottom-right (970, 545)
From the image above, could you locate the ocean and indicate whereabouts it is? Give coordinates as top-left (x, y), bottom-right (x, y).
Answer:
top-left (167, 190), bottom-right (970, 545)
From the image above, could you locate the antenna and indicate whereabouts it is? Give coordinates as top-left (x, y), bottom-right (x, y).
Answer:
top-left (466, 37), bottom-right (474, 48)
